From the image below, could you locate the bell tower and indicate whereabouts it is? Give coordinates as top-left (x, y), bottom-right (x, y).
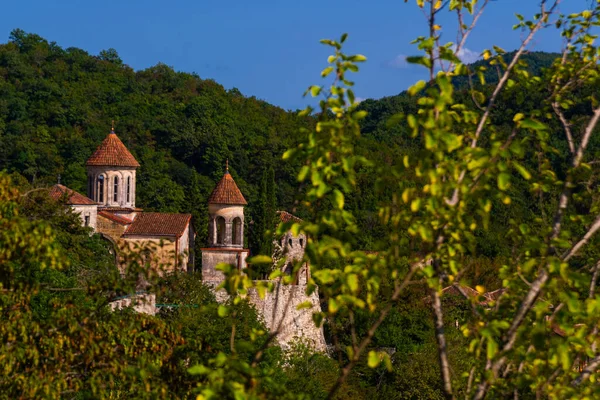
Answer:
top-left (85, 127), bottom-right (140, 212)
top-left (201, 161), bottom-right (250, 283)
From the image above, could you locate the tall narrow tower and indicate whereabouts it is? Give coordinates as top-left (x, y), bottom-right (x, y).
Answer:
top-left (85, 128), bottom-right (140, 214)
top-left (201, 162), bottom-right (250, 283)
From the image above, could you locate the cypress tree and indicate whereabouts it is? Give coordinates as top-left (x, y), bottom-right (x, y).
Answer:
top-left (250, 169), bottom-right (268, 256)
top-left (262, 166), bottom-right (277, 255)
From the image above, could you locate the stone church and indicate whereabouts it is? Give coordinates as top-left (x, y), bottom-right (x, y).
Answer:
top-left (51, 129), bottom-right (194, 273)
top-left (52, 128), bottom-right (326, 351)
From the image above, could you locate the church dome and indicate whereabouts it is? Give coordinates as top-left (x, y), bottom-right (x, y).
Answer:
top-left (208, 166), bottom-right (247, 205)
top-left (86, 131), bottom-right (140, 168)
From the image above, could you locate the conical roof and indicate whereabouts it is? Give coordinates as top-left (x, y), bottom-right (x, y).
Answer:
top-left (208, 167), bottom-right (247, 205)
top-left (86, 131), bottom-right (140, 167)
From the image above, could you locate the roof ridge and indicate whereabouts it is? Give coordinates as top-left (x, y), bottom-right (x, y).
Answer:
top-left (49, 184), bottom-right (97, 205)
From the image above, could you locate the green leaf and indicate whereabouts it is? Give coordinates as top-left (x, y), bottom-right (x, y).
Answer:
top-left (497, 173), bottom-right (510, 191)
top-left (310, 85), bottom-right (321, 97)
top-left (333, 189), bottom-right (345, 209)
top-left (512, 161), bottom-right (531, 180)
top-left (519, 118), bottom-right (547, 131)
top-left (368, 351), bottom-right (381, 368)
top-left (247, 255), bottom-right (272, 264)
top-left (328, 298), bottom-right (340, 313)
top-left (321, 66), bottom-right (334, 77)
top-left (296, 301), bottom-right (314, 310)
top-left (486, 338), bottom-right (498, 359)
top-left (513, 113), bottom-right (525, 122)
top-left (408, 80), bottom-right (426, 96)
top-left (353, 110), bottom-right (368, 120)
top-left (347, 274), bottom-right (359, 292)
top-left (218, 305), bottom-right (229, 317)
top-left (188, 365), bottom-right (209, 375)
top-left (350, 54), bottom-right (367, 62)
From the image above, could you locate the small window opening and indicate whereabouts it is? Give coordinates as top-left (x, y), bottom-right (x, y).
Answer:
top-left (284, 263), bottom-right (293, 275)
top-left (288, 238), bottom-right (293, 247)
top-left (216, 217), bottom-right (226, 244)
top-left (127, 176), bottom-right (131, 203)
top-left (84, 215), bottom-right (90, 227)
top-left (113, 176), bottom-right (119, 202)
top-left (98, 175), bottom-right (104, 202)
top-left (232, 217), bottom-right (242, 245)
top-left (299, 238), bottom-right (304, 247)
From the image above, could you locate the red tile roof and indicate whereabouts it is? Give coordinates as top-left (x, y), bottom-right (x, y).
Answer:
top-left (277, 210), bottom-right (302, 223)
top-left (49, 184), bottom-right (96, 205)
top-left (208, 171), bottom-right (247, 205)
top-left (86, 132), bottom-right (140, 168)
top-left (123, 212), bottom-right (192, 237)
top-left (98, 211), bottom-right (133, 225)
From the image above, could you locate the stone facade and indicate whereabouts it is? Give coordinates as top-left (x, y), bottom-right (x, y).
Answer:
top-left (201, 248), bottom-right (250, 283)
top-left (71, 204), bottom-right (98, 230)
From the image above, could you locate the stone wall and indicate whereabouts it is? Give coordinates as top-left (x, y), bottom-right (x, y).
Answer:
top-left (121, 237), bottom-right (181, 274)
top-left (72, 204), bottom-right (98, 230)
top-left (96, 214), bottom-right (128, 243)
top-left (178, 224), bottom-right (194, 272)
top-left (108, 293), bottom-right (156, 315)
top-left (201, 248), bottom-right (249, 282)
top-left (273, 231), bottom-right (309, 284)
top-left (247, 282), bottom-right (326, 352)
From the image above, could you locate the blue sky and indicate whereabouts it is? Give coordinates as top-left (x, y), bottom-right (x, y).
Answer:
top-left (0, 0), bottom-right (591, 110)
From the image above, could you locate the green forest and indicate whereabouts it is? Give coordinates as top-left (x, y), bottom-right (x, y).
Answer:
top-left (3, 1), bottom-right (600, 396)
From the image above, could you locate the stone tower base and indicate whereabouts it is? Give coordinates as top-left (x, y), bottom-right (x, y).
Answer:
top-left (247, 282), bottom-right (326, 352)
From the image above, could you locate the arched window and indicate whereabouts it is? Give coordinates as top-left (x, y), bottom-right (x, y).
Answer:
top-left (126, 176), bottom-right (131, 203)
top-left (288, 238), bottom-right (293, 247)
top-left (97, 175), bottom-right (105, 202)
top-left (216, 216), bottom-right (226, 245)
top-left (113, 176), bottom-right (119, 202)
top-left (232, 217), bottom-right (242, 245)
top-left (299, 238), bottom-right (304, 247)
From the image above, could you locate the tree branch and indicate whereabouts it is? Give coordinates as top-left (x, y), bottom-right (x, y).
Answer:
top-left (552, 102), bottom-right (576, 154)
top-left (572, 354), bottom-right (600, 386)
top-left (562, 214), bottom-right (600, 262)
top-left (432, 289), bottom-right (454, 399)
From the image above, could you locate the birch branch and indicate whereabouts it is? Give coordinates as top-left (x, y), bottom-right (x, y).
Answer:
top-left (552, 102), bottom-right (576, 154)
top-left (432, 289), bottom-right (454, 399)
top-left (562, 214), bottom-right (600, 262)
